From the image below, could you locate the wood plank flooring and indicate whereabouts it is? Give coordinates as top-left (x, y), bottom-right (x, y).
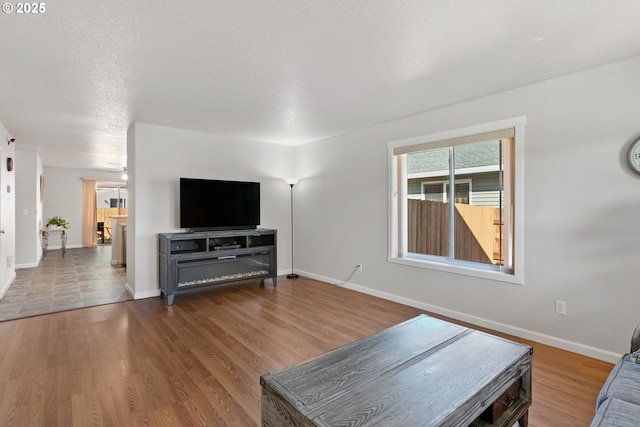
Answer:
top-left (0, 276), bottom-right (614, 426)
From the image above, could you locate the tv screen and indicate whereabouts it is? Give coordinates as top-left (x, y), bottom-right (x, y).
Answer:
top-left (180, 178), bottom-right (260, 230)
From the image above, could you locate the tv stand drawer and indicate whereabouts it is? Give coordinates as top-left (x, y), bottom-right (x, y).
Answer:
top-left (177, 252), bottom-right (271, 288)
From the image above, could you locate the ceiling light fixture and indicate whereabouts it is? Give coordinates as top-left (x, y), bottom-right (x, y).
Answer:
top-left (121, 167), bottom-right (128, 181)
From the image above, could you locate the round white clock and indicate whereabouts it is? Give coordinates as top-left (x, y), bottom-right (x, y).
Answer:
top-left (629, 136), bottom-right (640, 175)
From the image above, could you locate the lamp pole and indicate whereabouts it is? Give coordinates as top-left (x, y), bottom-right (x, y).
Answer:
top-left (284, 178), bottom-right (299, 279)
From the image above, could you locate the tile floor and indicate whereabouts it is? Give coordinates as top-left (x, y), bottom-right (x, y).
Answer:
top-left (0, 245), bottom-right (131, 321)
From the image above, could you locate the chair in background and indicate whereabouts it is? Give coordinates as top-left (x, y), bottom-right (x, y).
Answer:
top-left (97, 222), bottom-right (112, 244)
top-left (97, 222), bottom-right (105, 243)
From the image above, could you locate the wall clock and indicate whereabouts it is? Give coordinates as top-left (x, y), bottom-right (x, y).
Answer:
top-left (6, 157), bottom-right (12, 172)
top-left (629, 136), bottom-right (640, 175)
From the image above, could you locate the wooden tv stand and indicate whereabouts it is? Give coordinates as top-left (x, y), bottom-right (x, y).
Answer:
top-left (158, 228), bottom-right (277, 305)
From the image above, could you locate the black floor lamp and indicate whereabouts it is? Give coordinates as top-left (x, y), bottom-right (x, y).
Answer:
top-left (284, 177), bottom-right (300, 279)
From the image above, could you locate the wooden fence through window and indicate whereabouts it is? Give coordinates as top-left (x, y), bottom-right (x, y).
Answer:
top-left (407, 200), bottom-right (503, 265)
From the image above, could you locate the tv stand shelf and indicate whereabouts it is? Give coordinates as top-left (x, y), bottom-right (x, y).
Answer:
top-left (158, 229), bottom-right (277, 305)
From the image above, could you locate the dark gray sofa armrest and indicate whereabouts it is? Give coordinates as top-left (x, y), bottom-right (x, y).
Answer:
top-left (632, 324), bottom-right (640, 353)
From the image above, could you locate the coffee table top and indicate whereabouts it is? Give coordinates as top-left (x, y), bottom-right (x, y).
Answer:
top-left (261, 314), bottom-right (532, 426)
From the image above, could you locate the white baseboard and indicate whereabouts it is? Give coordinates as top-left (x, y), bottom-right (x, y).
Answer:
top-left (0, 271), bottom-right (16, 300)
top-left (46, 244), bottom-right (83, 250)
top-left (124, 282), bottom-right (135, 298)
top-left (133, 287), bottom-right (161, 300)
top-left (298, 269), bottom-right (622, 364)
top-left (16, 262), bottom-right (39, 269)
top-left (277, 268), bottom-right (292, 278)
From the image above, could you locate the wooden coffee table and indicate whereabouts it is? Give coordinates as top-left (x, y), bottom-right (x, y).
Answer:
top-left (261, 314), bottom-right (532, 426)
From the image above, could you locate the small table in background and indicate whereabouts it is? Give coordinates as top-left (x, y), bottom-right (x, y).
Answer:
top-left (110, 215), bottom-right (127, 266)
top-left (41, 228), bottom-right (67, 258)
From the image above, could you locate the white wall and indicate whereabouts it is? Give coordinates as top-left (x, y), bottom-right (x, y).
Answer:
top-left (0, 120), bottom-right (16, 297)
top-left (294, 56), bottom-right (640, 362)
top-left (42, 167), bottom-right (123, 249)
top-left (127, 123), bottom-right (295, 298)
top-left (97, 188), bottom-right (127, 209)
top-left (15, 149), bottom-right (43, 267)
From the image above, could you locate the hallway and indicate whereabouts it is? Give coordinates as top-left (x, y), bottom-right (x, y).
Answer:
top-left (0, 246), bottom-right (131, 321)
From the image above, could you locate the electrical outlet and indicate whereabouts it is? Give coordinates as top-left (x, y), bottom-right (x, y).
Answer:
top-left (555, 300), bottom-right (567, 315)
top-left (356, 263), bottom-right (363, 272)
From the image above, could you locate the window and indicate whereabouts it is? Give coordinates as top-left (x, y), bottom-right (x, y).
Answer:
top-left (388, 117), bottom-right (524, 283)
top-left (110, 198), bottom-right (127, 208)
top-left (420, 180), bottom-right (471, 204)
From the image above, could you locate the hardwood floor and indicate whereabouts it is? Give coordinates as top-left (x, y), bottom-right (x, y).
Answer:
top-left (0, 276), bottom-right (613, 426)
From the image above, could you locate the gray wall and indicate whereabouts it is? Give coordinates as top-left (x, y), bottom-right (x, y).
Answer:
top-left (40, 167), bottom-right (126, 249)
top-left (0, 120), bottom-right (15, 296)
top-left (102, 55), bottom-right (640, 362)
top-left (15, 149), bottom-right (43, 267)
top-left (126, 123), bottom-right (296, 298)
top-left (294, 56), bottom-right (640, 362)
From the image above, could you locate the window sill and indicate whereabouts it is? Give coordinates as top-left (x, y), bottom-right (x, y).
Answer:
top-left (387, 256), bottom-right (523, 285)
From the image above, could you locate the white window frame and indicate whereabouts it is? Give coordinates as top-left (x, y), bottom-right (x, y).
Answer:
top-left (420, 179), bottom-right (472, 204)
top-left (387, 117), bottom-right (525, 284)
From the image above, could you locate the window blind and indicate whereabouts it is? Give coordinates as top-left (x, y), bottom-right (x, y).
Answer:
top-left (393, 128), bottom-right (515, 155)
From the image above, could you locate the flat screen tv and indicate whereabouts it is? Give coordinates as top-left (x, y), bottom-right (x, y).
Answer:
top-left (180, 178), bottom-right (260, 231)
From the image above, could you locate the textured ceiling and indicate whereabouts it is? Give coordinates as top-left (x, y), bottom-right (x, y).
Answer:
top-left (1, 0), bottom-right (640, 171)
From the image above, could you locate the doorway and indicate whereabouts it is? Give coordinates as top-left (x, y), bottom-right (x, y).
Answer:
top-left (96, 185), bottom-right (127, 246)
